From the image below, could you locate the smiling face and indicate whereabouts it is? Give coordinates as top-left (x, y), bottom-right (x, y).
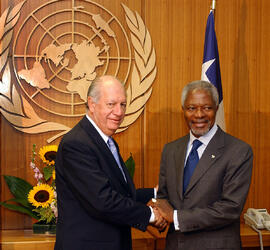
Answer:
top-left (183, 88), bottom-right (218, 137)
top-left (87, 78), bottom-right (127, 136)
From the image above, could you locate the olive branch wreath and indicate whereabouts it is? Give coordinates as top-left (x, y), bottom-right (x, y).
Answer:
top-left (118, 4), bottom-right (156, 132)
top-left (0, 1), bottom-right (156, 141)
top-left (0, 1), bottom-right (70, 143)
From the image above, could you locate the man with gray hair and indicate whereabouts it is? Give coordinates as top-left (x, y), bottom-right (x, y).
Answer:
top-left (55, 75), bottom-right (166, 250)
top-left (155, 80), bottom-right (253, 249)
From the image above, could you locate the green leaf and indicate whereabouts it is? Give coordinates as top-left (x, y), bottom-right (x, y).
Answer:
top-left (43, 166), bottom-right (53, 181)
top-left (125, 153), bottom-right (135, 179)
top-left (6, 198), bottom-right (32, 208)
top-left (34, 207), bottom-right (55, 224)
top-left (4, 175), bottom-right (33, 200)
top-left (0, 201), bottom-right (40, 220)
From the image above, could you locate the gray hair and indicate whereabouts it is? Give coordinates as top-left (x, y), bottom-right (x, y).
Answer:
top-left (87, 76), bottom-right (104, 104)
top-left (86, 75), bottom-right (125, 108)
top-left (181, 80), bottom-right (219, 107)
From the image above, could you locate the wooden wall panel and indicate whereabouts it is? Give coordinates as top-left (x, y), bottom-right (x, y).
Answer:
top-left (143, 0), bottom-right (270, 217)
top-left (1, 0), bottom-right (270, 230)
top-left (144, 0), bottom-right (210, 187)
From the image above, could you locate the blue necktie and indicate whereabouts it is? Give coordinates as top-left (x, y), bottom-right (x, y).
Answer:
top-left (107, 137), bottom-right (127, 182)
top-left (183, 139), bottom-right (202, 193)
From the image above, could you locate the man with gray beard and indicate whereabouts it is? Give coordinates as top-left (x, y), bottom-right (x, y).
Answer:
top-left (154, 80), bottom-right (253, 250)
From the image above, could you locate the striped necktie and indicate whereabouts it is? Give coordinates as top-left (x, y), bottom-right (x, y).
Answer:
top-left (107, 137), bottom-right (127, 182)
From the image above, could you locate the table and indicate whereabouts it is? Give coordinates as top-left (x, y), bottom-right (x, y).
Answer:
top-left (1, 224), bottom-right (270, 250)
top-left (0, 228), bottom-right (155, 250)
top-left (147, 224), bottom-right (270, 250)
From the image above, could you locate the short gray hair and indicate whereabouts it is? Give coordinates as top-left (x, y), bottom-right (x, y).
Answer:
top-left (86, 75), bottom-right (125, 108)
top-left (181, 80), bottom-right (219, 107)
top-left (87, 76), bottom-right (104, 104)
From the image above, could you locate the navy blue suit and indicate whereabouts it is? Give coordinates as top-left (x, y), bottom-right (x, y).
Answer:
top-left (54, 116), bottom-right (153, 250)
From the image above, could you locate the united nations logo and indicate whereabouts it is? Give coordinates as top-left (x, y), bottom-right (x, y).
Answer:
top-left (0, 0), bottom-right (156, 142)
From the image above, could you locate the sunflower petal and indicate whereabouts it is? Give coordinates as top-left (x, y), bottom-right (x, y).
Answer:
top-left (39, 145), bottom-right (58, 165)
top-left (28, 184), bottom-right (54, 208)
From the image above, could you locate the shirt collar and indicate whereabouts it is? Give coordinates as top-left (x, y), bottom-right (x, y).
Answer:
top-left (86, 114), bottom-right (109, 143)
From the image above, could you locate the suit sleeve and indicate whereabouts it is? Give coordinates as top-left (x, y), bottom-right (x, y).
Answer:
top-left (57, 137), bottom-right (151, 231)
top-left (136, 188), bottom-right (154, 204)
top-left (157, 145), bottom-right (170, 200)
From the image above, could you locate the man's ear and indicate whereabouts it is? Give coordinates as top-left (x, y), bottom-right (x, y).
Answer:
top-left (87, 96), bottom-right (95, 112)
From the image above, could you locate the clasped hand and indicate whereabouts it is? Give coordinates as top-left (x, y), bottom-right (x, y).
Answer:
top-left (148, 199), bottom-right (174, 231)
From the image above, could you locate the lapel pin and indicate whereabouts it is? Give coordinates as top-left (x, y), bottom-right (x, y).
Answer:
top-left (211, 154), bottom-right (215, 159)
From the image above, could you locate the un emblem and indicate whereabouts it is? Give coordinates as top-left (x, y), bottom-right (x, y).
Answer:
top-left (0, 1), bottom-right (156, 142)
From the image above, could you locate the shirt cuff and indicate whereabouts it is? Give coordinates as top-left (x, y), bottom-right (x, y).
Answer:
top-left (173, 210), bottom-right (180, 230)
top-left (149, 206), bottom-right (155, 223)
top-left (153, 188), bottom-right (157, 198)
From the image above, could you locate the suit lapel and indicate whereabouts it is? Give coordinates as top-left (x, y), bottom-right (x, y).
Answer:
top-left (112, 138), bottom-right (135, 194)
top-left (185, 128), bottom-right (225, 194)
top-left (79, 116), bottom-right (131, 191)
top-left (119, 155), bottom-right (136, 198)
top-left (174, 135), bottom-right (189, 200)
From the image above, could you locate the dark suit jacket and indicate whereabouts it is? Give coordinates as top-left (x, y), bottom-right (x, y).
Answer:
top-left (54, 116), bottom-right (153, 250)
top-left (158, 127), bottom-right (253, 250)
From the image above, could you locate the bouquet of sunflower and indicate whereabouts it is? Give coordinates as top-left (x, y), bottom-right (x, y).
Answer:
top-left (0, 144), bottom-right (58, 224)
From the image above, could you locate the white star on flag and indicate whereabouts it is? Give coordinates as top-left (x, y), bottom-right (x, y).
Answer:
top-left (201, 59), bottom-right (215, 81)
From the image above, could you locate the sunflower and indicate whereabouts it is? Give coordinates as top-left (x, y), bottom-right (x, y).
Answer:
top-left (52, 169), bottom-right (56, 180)
top-left (28, 184), bottom-right (55, 208)
top-left (39, 145), bottom-right (58, 165)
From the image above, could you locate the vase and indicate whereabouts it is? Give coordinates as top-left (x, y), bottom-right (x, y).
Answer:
top-left (32, 222), bottom-right (56, 234)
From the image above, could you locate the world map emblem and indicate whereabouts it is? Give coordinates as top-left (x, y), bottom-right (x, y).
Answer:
top-left (0, 0), bottom-right (157, 142)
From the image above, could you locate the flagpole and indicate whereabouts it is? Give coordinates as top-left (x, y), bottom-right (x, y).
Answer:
top-left (211, 0), bottom-right (216, 10)
top-left (211, 0), bottom-right (216, 20)
top-left (202, 0), bottom-right (226, 131)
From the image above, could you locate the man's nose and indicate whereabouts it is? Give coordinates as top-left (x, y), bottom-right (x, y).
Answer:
top-left (194, 107), bottom-right (205, 117)
top-left (113, 104), bottom-right (124, 116)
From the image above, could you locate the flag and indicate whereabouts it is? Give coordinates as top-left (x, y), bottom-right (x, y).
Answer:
top-left (201, 10), bottom-right (226, 131)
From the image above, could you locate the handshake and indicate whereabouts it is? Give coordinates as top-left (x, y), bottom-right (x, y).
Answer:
top-left (149, 198), bottom-right (174, 231)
